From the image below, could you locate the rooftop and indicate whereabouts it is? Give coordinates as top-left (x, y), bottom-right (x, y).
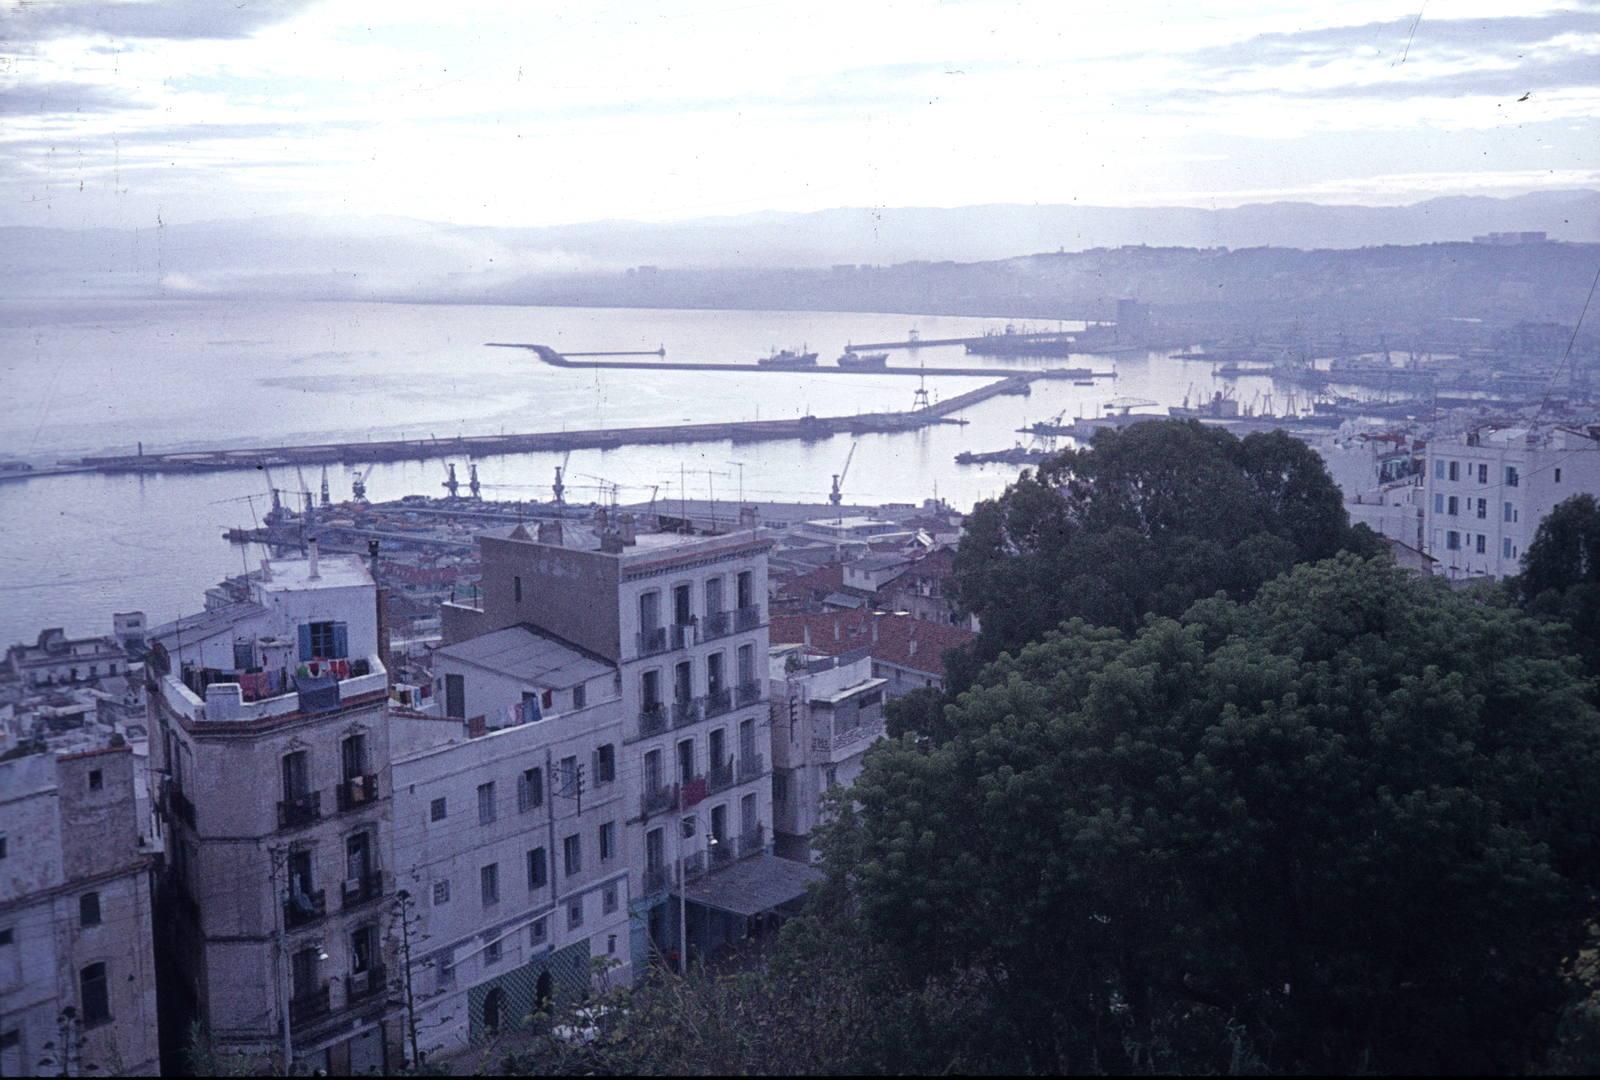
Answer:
top-left (148, 601), bottom-right (267, 644)
top-left (433, 625), bottom-right (614, 688)
top-left (769, 611), bottom-right (976, 677)
top-left (260, 552), bottom-right (374, 591)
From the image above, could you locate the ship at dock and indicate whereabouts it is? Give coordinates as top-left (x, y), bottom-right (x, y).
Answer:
top-left (757, 346), bottom-right (819, 368)
top-left (835, 350), bottom-right (890, 369)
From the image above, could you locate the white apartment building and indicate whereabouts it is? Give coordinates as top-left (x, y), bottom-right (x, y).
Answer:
top-left (0, 747), bottom-right (160, 1077)
top-left (441, 510), bottom-right (804, 974)
top-left (768, 645), bottom-right (887, 863)
top-left (389, 626), bottom-right (631, 1055)
top-left (146, 546), bottom-right (402, 1075)
top-left (1422, 426), bottom-right (1600, 579)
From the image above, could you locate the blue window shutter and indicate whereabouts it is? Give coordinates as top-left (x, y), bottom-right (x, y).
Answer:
top-left (333, 623), bottom-right (349, 660)
top-left (298, 624), bottom-right (313, 662)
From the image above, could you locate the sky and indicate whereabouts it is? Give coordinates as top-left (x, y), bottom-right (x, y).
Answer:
top-left (1, 0), bottom-right (1597, 231)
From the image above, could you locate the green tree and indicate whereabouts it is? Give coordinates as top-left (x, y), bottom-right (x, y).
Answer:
top-left (1515, 493), bottom-right (1600, 676)
top-left (948, 419), bottom-right (1381, 696)
top-left (820, 555), bottom-right (1600, 1073)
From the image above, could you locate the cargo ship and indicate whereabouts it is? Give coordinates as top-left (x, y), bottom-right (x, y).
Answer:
top-left (757, 347), bottom-right (819, 368)
top-left (836, 351), bottom-right (890, 369)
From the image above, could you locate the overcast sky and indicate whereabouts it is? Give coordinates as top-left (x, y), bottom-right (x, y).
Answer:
top-left (2, 0), bottom-right (1596, 230)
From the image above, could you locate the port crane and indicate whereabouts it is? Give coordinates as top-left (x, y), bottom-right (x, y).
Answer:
top-left (553, 450), bottom-right (572, 509)
top-left (351, 468), bottom-right (369, 503)
top-left (829, 442), bottom-right (857, 513)
top-left (468, 462), bottom-right (481, 500)
top-left (443, 463), bottom-right (460, 498)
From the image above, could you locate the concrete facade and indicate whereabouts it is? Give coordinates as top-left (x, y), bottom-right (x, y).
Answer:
top-left (0, 747), bottom-right (160, 1077)
top-left (3, 629), bottom-right (130, 688)
top-left (146, 551), bottom-right (403, 1075)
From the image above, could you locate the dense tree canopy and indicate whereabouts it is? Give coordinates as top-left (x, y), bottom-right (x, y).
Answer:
top-left (822, 555), bottom-right (1600, 1073)
top-left (948, 420), bottom-right (1380, 690)
top-left (1516, 493), bottom-right (1600, 677)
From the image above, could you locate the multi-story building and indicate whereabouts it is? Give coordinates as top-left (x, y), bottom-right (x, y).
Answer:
top-left (3, 626), bottom-right (132, 688)
top-left (769, 609), bottom-right (976, 697)
top-left (768, 645), bottom-right (887, 862)
top-left (389, 624), bottom-right (631, 1054)
top-left (1422, 426), bottom-right (1600, 579)
top-left (146, 546), bottom-right (403, 1074)
top-left (441, 510), bottom-right (804, 976)
top-left (0, 745), bottom-right (160, 1077)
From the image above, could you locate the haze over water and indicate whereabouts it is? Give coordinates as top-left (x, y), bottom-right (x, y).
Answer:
top-left (0, 299), bottom-right (1269, 643)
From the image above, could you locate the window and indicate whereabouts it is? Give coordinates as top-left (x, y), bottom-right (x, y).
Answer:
top-left (1434, 459), bottom-right (1445, 480)
top-left (80, 963), bottom-right (110, 1025)
top-left (303, 620), bottom-right (349, 660)
top-left (737, 570), bottom-right (753, 610)
top-left (1447, 531), bottom-right (1461, 551)
top-left (1477, 498), bottom-right (1487, 519)
top-left (80, 892), bottom-right (101, 927)
top-left (1434, 493), bottom-right (1444, 514)
top-left (563, 834), bottom-right (582, 877)
top-left (1504, 501), bottom-right (1516, 523)
top-left (1506, 466), bottom-right (1520, 487)
top-left (88, 769), bottom-right (102, 791)
top-left (707, 651), bottom-right (724, 695)
top-left (644, 749), bottom-right (663, 794)
top-left (1478, 463), bottom-right (1488, 483)
top-left (2, 1029), bottom-right (21, 1049)
top-left (484, 938), bottom-right (501, 965)
top-left (1447, 496), bottom-right (1459, 516)
top-left (642, 669), bottom-right (661, 709)
top-left (741, 792), bottom-right (758, 835)
top-left (1476, 534), bottom-right (1487, 554)
top-left (0, 928), bottom-right (13, 946)
top-left (647, 828), bottom-right (665, 872)
top-left (282, 750), bottom-right (310, 802)
top-left (234, 641), bottom-right (255, 669)
top-left (519, 768), bottom-right (543, 811)
top-left (528, 847), bottom-right (548, 889)
top-left (705, 576), bottom-right (723, 614)
top-left (608, 934), bottom-right (618, 955)
top-left (1504, 537), bottom-right (1513, 559)
top-left (682, 814), bottom-right (697, 839)
top-left (739, 717), bottom-right (756, 763)
top-left (351, 925), bottom-right (374, 974)
top-left (673, 583), bottom-right (692, 625)
top-left (737, 644), bottom-right (754, 686)
top-left (825, 765), bottom-right (838, 789)
top-left (433, 880), bottom-right (450, 905)
top-left (1556, 468), bottom-right (1563, 482)
top-left (514, 575), bottom-right (522, 603)
top-left (0, 836), bottom-right (7, 859)
top-left (477, 782), bottom-right (496, 825)
top-left (674, 661), bottom-right (692, 705)
top-left (437, 950), bottom-right (455, 987)
top-left (480, 863), bottom-right (499, 906)
top-left (596, 744), bottom-right (615, 783)
top-left (573, 682), bottom-right (586, 710)
top-left (445, 673), bottom-right (465, 719)
top-left (530, 917), bottom-right (547, 944)
top-left (678, 739), bottom-right (695, 783)
top-left (1448, 460), bottom-right (1459, 481)
top-left (430, 797), bottom-right (447, 822)
top-left (773, 772), bottom-right (788, 805)
top-left (603, 885), bottom-right (618, 914)
top-left (345, 831), bottom-right (372, 882)
top-left (567, 899), bottom-right (584, 929)
top-left (639, 590), bottom-right (660, 632)
top-left (342, 734), bottom-right (367, 781)
top-left (600, 821), bottom-right (616, 861)
top-left (710, 803), bottom-right (727, 845)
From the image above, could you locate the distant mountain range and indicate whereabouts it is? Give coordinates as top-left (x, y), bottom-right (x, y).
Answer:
top-left (3, 190), bottom-right (1596, 302)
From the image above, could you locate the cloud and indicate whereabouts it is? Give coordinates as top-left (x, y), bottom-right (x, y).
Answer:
top-left (0, 78), bottom-right (146, 114)
top-left (5, 0), bottom-right (321, 42)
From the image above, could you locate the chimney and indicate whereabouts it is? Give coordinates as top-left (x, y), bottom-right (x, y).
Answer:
top-left (618, 512), bottom-right (636, 544)
top-left (308, 539), bottom-right (320, 580)
top-left (592, 507), bottom-right (609, 535)
top-left (260, 558), bottom-right (272, 583)
top-left (537, 521), bottom-right (564, 546)
top-left (833, 618), bottom-right (840, 641)
top-left (740, 505), bottom-right (759, 530)
top-left (872, 618), bottom-right (879, 644)
top-left (908, 634), bottom-right (918, 657)
top-left (803, 623), bottom-right (811, 647)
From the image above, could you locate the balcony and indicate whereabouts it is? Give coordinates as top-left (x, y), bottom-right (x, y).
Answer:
top-left (639, 703), bottom-right (667, 738)
top-left (703, 687), bottom-right (731, 718)
top-left (735, 605), bottom-right (761, 632)
top-left (636, 627), bottom-right (668, 657)
top-left (289, 985), bottom-right (331, 1026)
top-left (709, 836), bottom-right (734, 867)
top-left (736, 681), bottom-right (761, 707)
top-left (345, 965), bottom-right (387, 1004)
top-left (278, 791), bottom-right (322, 829)
top-left (641, 783), bottom-right (676, 818)
top-left (158, 657), bottom-right (387, 725)
top-left (670, 623), bottom-right (694, 650)
top-left (335, 774), bottom-right (378, 813)
top-left (681, 851), bottom-right (706, 880)
top-left (706, 758), bottom-right (735, 794)
top-left (284, 889), bottom-right (326, 930)
top-left (643, 864), bottom-right (672, 894)
top-left (701, 610), bottom-right (732, 641)
top-left (341, 871), bottom-right (383, 911)
top-left (672, 699), bottom-right (700, 728)
top-left (739, 825), bottom-right (765, 858)
top-left (737, 752), bottom-right (766, 782)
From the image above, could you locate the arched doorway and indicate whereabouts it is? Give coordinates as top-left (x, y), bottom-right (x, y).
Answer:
top-left (483, 987), bottom-right (505, 1033)
top-left (535, 971), bottom-right (553, 1014)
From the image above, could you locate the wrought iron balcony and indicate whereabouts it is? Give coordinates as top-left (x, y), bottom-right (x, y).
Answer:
top-left (283, 889), bottom-right (326, 930)
top-left (700, 610), bottom-right (732, 640)
top-left (643, 864), bottom-right (671, 894)
top-left (277, 791), bottom-right (321, 829)
top-left (670, 622), bottom-right (694, 649)
top-left (336, 774), bottom-right (378, 813)
top-left (288, 984), bottom-right (331, 1026)
top-left (672, 699), bottom-right (700, 728)
top-left (345, 965), bottom-right (387, 1004)
top-left (735, 605), bottom-right (761, 632)
top-left (703, 688), bottom-right (731, 718)
top-left (709, 836), bottom-right (734, 867)
top-left (706, 758), bottom-right (735, 794)
top-left (641, 783), bottom-right (676, 818)
top-left (739, 825), bottom-right (765, 859)
top-left (681, 851), bottom-right (706, 880)
top-left (737, 752), bottom-right (766, 782)
top-left (639, 703), bottom-right (667, 738)
top-left (341, 871), bottom-right (383, 910)
top-left (736, 681), bottom-right (761, 707)
top-left (636, 626), bottom-right (668, 657)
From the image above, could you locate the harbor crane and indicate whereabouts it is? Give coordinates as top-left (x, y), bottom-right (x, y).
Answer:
top-left (468, 462), bottom-right (481, 500)
top-left (829, 442), bottom-right (857, 512)
top-left (443, 463), bottom-right (460, 498)
top-left (552, 450), bottom-right (572, 509)
top-left (320, 467), bottom-right (331, 508)
top-left (351, 468), bottom-right (369, 503)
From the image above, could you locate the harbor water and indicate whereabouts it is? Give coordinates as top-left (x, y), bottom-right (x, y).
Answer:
top-left (0, 299), bottom-right (1281, 642)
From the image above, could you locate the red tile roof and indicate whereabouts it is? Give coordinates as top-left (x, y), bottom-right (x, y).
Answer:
top-left (769, 611), bottom-right (976, 678)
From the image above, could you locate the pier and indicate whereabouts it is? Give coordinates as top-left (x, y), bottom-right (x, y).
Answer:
top-left (492, 342), bottom-right (1108, 380)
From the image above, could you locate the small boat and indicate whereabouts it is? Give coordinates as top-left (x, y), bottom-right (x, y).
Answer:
top-left (757, 347), bottom-right (819, 368)
top-left (836, 351), bottom-right (889, 369)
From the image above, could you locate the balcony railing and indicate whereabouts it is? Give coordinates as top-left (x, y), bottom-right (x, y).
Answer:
top-left (641, 783), bottom-right (676, 818)
top-left (709, 836), bottom-right (734, 867)
top-left (737, 752), bottom-right (766, 782)
top-left (739, 825), bottom-right (765, 858)
top-left (670, 623), bottom-right (693, 649)
top-left (735, 605), bottom-right (761, 632)
top-left (701, 610), bottom-right (732, 640)
top-left (345, 965), bottom-right (387, 1004)
top-left (706, 758), bottom-right (735, 794)
top-left (636, 627), bottom-right (668, 657)
top-left (278, 791), bottom-right (321, 829)
top-left (336, 774), bottom-right (378, 813)
top-left (672, 700), bottom-right (700, 728)
top-left (342, 871), bottom-right (383, 910)
top-left (736, 681), bottom-right (761, 707)
top-left (644, 864), bottom-right (671, 894)
top-left (703, 688), bottom-right (731, 718)
top-left (284, 889), bottom-right (326, 930)
top-left (639, 703), bottom-right (667, 738)
top-left (682, 851), bottom-right (706, 880)
top-left (289, 985), bottom-right (331, 1026)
